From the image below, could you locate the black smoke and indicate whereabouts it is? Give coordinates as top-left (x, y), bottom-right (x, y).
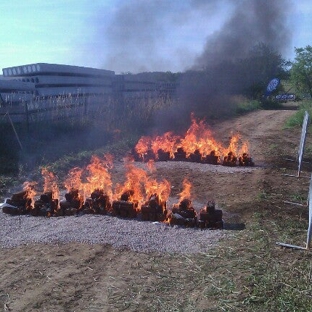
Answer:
top-left (193, 0), bottom-right (292, 69)
top-left (92, 0), bottom-right (230, 73)
top-left (93, 0), bottom-right (293, 73)
top-left (90, 0), bottom-right (294, 132)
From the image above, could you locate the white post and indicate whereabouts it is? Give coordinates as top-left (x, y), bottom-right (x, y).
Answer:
top-left (276, 173), bottom-right (312, 250)
top-left (297, 111), bottom-right (309, 177)
top-left (306, 173), bottom-right (312, 248)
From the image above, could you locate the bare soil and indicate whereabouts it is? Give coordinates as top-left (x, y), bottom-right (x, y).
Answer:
top-left (0, 109), bottom-right (310, 312)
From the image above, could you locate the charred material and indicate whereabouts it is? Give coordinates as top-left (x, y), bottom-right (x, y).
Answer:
top-left (32, 191), bottom-right (58, 217)
top-left (2, 190), bottom-right (32, 215)
top-left (112, 190), bottom-right (138, 218)
top-left (189, 149), bottom-right (202, 162)
top-left (173, 147), bottom-right (187, 161)
top-left (198, 201), bottom-right (223, 229)
top-left (222, 152), bottom-right (237, 167)
top-left (203, 151), bottom-right (220, 165)
top-left (157, 149), bottom-right (171, 161)
top-left (133, 148), bottom-right (254, 167)
top-left (141, 194), bottom-right (167, 222)
top-left (169, 198), bottom-right (197, 227)
top-left (84, 189), bottom-right (111, 214)
top-left (239, 153), bottom-right (254, 166)
top-left (59, 189), bottom-right (83, 216)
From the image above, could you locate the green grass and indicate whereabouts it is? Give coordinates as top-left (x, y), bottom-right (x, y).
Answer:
top-left (285, 100), bottom-right (312, 128)
top-left (236, 100), bottom-right (261, 115)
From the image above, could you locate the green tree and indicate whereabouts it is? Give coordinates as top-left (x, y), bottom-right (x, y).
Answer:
top-left (290, 45), bottom-right (312, 98)
top-left (241, 43), bottom-right (290, 99)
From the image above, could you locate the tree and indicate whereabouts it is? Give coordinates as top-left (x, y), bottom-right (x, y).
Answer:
top-left (240, 43), bottom-right (289, 99)
top-left (290, 46), bottom-right (312, 98)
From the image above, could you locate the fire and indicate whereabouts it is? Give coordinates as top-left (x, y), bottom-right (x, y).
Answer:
top-left (5, 157), bottom-right (227, 228)
top-left (144, 177), bottom-right (171, 203)
top-left (63, 154), bottom-right (113, 203)
top-left (64, 167), bottom-right (83, 193)
top-left (23, 181), bottom-right (37, 207)
top-left (135, 136), bottom-right (151, 158)
top-left (41, 167), bottom-right (59, 200)
top-left (166, 178), bottom-right (197, 227)
top-left (177, 178), bottom-right (192, 202)
top-left (114, 160), bottom-right (148, 204)
top-left (133, 113), bottom-right (252, 165)
top-left (179, 114), bottom-right (223, 158)
top-left (151, 131), bottom-right (179, 159)
top-left (84, 155), bottom-right (113, 200)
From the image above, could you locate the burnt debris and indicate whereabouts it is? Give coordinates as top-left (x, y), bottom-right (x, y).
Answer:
top-left (2, 191), bottom-right (224, 230)
top-left (134, 147), bottom-right (254, 167)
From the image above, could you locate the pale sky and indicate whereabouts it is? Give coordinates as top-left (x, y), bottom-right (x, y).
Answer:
top-left (0, 0), bottom-right (311, 73)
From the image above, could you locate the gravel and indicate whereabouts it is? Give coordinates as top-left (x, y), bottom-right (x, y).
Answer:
top-left (0, 210), bottom-right (229, 254)
top-left (118, 160), bottom-right (258, 174)
top-left (0, 161), bottom-right (251, 253)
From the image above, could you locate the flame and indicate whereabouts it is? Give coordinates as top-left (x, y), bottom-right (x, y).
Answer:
top-left (134, 113), bottom-right (250, 161)
top-left (178, 178), bottom-right (192, 202)
top-left (135, 136), bottom-right (151, 158)
top-left (151, 131), bottom-right (179, 158)
top-left (63, 154), bottom-right (113, 202)
top-left (145, 178), bottom-right (171, 203)
top-left (146, 159), bottom-right (156, 172)
top-left (84, 155), bottom-right (113, 199)
top-left (23, 181), bottom-right (37, 207)
top-left (114, 160), bottom-right (148, 203)
top-left (41, 167), bottom-right (59, 200)
top-left (64, 167), bottom-right (83, 193)
top-left (114, 159), bottom-right (171, 208)
top-left (179, 114), bottom-right (223, 158)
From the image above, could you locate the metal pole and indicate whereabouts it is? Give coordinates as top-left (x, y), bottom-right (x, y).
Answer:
top-left (306, 173), bottom-right (312, 249)
top-left (297, 111), bottom-right (309, 177)
top-left (276, 173), bottom-right (312, 250)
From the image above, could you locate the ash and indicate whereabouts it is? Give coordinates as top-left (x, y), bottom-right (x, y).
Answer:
top-left (0, 211), bottom-right (228, 254)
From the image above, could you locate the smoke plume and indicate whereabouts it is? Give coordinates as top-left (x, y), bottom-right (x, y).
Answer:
top-left (93, 0), bottom-right (293, 73)
top-left (193, 0), bottom-right (292, 69)
top-left (90, 0), bottom-right (294, 133)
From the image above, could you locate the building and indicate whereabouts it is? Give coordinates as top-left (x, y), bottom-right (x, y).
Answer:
top-left (1, 63), bottom-right (115, 104)
top-left (0, 63), bottom-right (177, 123)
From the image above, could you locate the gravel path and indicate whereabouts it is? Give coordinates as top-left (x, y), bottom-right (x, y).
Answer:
top-left (0, 210), bottom-right (229, 254)
top-left (0, 162), bottom-right (253, 254)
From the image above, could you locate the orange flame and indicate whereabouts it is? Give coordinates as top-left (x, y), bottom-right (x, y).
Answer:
top-left (178, 178), bottom-right (192, 202)
top-left (63, 154), bottom-right (114, 202)
top-left (64, 167), bottom-right (83, 193)
top-left (114, 160), bottom-right (148, 203)
top-left (84, 155), bottom-right (113, 199)
top-left (135, 136), bottom-right (151, 158)
top-left (114, 159), bottom-right (171, 207)
top-left (134, 114), bottom-right (250, 161)
top-left (151, 131), bottom-right (179, 158)
top-left (41, 167), bottom-right (59, 200)
top-left (145, 178), bottom-right (171, 203)
top-left (23, 181), bottom-right (37, 207)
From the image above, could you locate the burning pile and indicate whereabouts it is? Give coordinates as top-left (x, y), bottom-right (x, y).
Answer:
top-left (1, 156), bottom-right (223, 229)
top-left (133, 114), bottom-right (254, 166)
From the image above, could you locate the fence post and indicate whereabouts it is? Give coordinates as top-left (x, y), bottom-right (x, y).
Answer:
top-left (297, 111), bottom-right (310, 177)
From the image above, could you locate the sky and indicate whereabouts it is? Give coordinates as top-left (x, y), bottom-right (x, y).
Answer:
top-left (0, 0), bottom-right (311, 74)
